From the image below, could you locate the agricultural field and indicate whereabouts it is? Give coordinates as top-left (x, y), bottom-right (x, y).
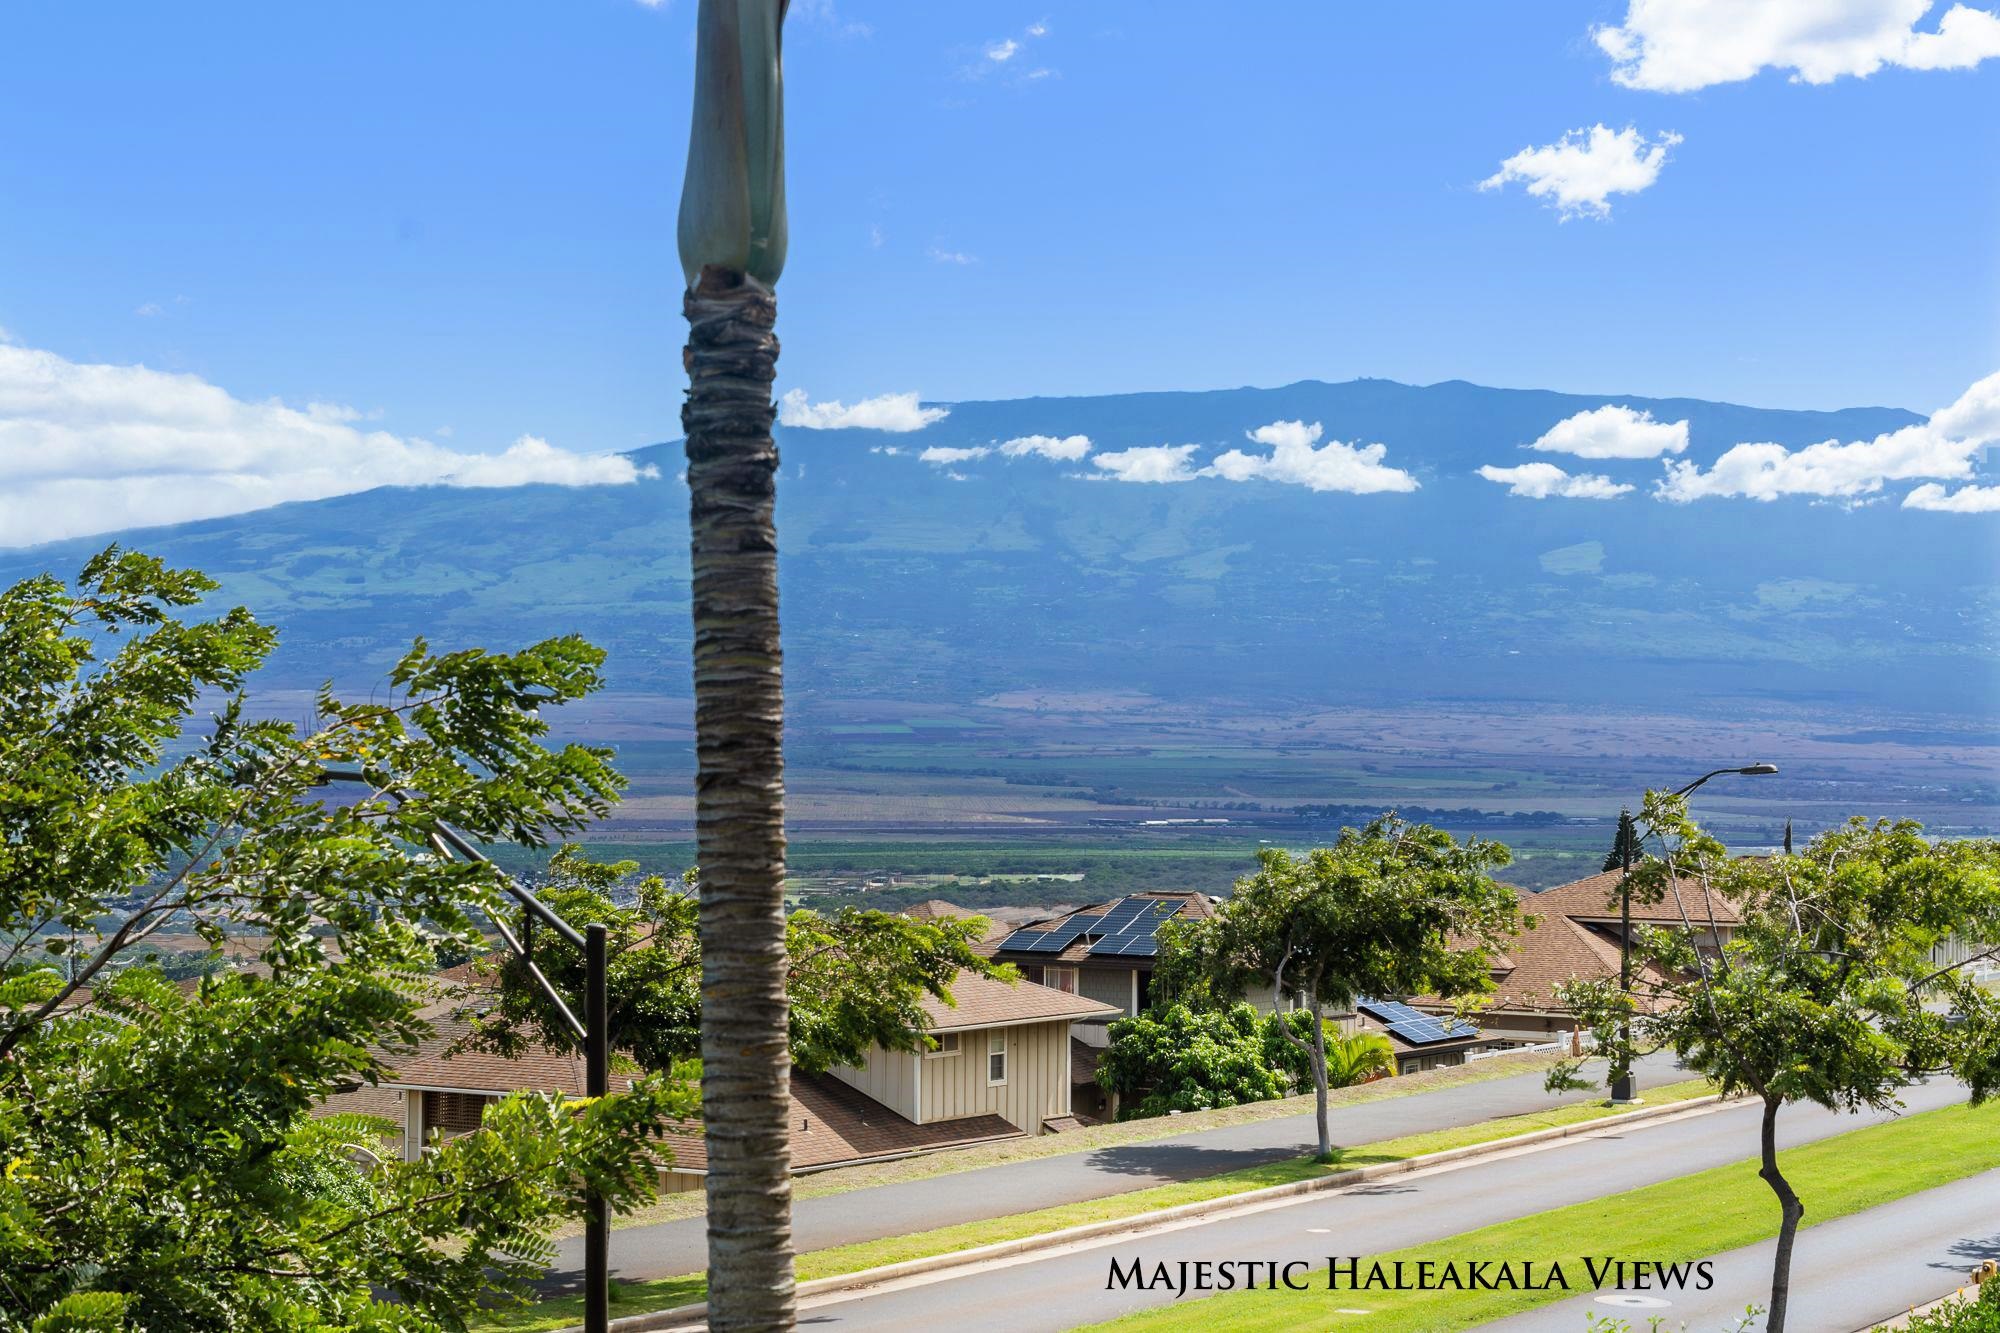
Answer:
top-left (442, 689), bottom-right (2000, 914)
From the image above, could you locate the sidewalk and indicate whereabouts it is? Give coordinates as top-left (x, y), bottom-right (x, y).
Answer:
top-left (550, 1049), bottom-right (1682, 1284)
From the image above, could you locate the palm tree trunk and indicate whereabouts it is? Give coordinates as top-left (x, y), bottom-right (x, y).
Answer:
top-left (684, 263), bottom-right (794, 1331)
top-left (1757, 1095), bottom-right (1804, 1333)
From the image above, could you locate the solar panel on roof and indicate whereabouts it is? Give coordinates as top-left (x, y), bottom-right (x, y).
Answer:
top-left (1087, 899), bottom-right (1153, 938)
top-left (999, 917), bottom-right (1092, 955)
top-left (1086, 899), bottom-right (1184, 957)
top-left (1357, 996), bottom-right (1476, 1045)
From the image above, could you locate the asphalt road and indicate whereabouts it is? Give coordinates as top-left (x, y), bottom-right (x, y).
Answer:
top-left (769, 1080), bottom-right (1970, 1332)
top-left (556, 1051), bottom-right (1684, 1283)
top-left (1491, 1165), bottom-right (2000, 1332)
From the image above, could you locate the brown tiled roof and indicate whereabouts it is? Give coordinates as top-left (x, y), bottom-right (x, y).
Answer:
top-left (1527, 868), bottom-right (1742, 928)
top-left (904, 899), bottom-right (1011, 945)
top-left (375, 1018), bottom-right (642, 1096)
top-left (657, 1072), bottom-right (1020, 1173)
top-left (314, 1083), bottom-right (405, 1125)
top-left (1419, 870), bottom-right (1724, 1017)
top-left (1068, 1036), bottom-right (1104, 1085)
top-left (919, 969), bottom-right (1119, 1032)
top-left (987, 892), bottom-right (1215, 965)
top-left (904, 899), bottom-right (978, 921)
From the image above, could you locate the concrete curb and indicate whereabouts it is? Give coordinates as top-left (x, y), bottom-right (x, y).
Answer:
top-left (567, 1090), bottom-right (1731, 1333)
top-left (1863, 1268), bottom-right (1996, 1330)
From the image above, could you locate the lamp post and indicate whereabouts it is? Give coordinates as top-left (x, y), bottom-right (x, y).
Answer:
top-left (314, 772), bottom-right (613, 1333)
top-left (1609, 763), bottom-right (1778, 1104)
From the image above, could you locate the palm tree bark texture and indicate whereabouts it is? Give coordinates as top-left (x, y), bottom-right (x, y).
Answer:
top-left (683, 263), bottom-right (795, 1330)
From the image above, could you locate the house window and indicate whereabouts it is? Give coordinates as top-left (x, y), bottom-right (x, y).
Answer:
top-left (1044, 966), bottom-right (1078, 994)
top-left (926, 1032), bottom-right (960, 1058)
top-left (987, 1032), bottom-right (1007, 1085)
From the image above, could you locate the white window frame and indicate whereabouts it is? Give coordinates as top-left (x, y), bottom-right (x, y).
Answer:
top-left (1044, 965), bottom-right (1079, 995)
top-left (987, 1031), bottom-right (1008, 1086)
top-left (925, 1031), bottom-right (961, 1058)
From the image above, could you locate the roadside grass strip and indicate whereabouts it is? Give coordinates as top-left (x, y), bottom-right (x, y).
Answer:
top-left (1097, 1098), bottom-right (2000, 1332)
top-left (472, 1078), bottom-right (1716, 1331)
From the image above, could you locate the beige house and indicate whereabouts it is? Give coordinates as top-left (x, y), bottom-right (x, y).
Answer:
top-left (828, 970), bottom-right (1118, 1135)
top-left (321, 964), bottom-right (1116, 1191)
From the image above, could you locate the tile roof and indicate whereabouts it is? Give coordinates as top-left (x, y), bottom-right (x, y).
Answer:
top-left (374, 1018), bottom-right (643, 1096)
top-left (1068, 1036), bottom-right (1105, 1085)
top-left (657, 1071), bottom-right (1021, 1173)
top-left (1527, 868), bottom-right (1742, 928)
top-left (1419, 868), bottom-right (1733, 1017)
top-left (919, 969), bottom-right (1120, 1032)
top-left (903, 899), bottom-right (1011, 944)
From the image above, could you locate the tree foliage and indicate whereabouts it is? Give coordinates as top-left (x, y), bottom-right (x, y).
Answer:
top-left (1551, 795), bottom-right (2000, 1333)
top-left (1156, 818), bottom-right (1519, 1158)
top-left (1095, 1004), bottom-right (1396, 1121)
top-left (0, 550), bottom-right (682, 1331)
top-left (1095, 1003), bottom-right (1305, 1118)
top-left (465, 845), bottom-right (1006, 1076)
top-left (1602, 808), bottom-right (1642, 873)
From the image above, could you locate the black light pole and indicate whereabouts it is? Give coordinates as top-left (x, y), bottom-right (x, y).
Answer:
top-left (1609, 763), bottom-right (1778, 1103)
top-left (584, 922), bottom-right (610, 1333)
top-left (315, 772), bottom-right (613, 1333)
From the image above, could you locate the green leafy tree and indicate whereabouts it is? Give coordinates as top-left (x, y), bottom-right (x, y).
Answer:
top-left (1096, 1007), bottom-right (1397, 1122)
top-left (465, 845), bottom-right (1005, 1075)
top-left (1096, 1003), bottom-right (1301, 1118)
top-left (0, 551), bottom-right (682, 1331)
top-left (1552, 795), bottom-right (2000, 1333)
top-left (1157, 818), bottom-right (1520, 1159)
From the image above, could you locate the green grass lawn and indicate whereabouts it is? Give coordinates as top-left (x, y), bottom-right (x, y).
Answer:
top-left (1097, 1098), bottom-right (2000, 1332)
top-left (471, 1078), bottom-right (1715, 1332)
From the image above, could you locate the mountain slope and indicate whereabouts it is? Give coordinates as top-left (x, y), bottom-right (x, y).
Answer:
top-left (5, 378), bottom-right (1990, 716)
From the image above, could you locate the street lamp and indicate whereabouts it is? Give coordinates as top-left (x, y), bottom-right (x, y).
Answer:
top-left (1609, 763), bottom-right (1778, 1103)
top-left (315, 772), bottom-right (614, 1333)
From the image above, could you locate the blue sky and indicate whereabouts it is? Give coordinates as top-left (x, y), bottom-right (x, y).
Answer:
top-left (0, 1), bottom-right (1996, 539)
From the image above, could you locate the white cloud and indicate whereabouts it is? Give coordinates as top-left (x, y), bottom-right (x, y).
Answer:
top-left (1090, 444), bottom-right (1200, 484)
top-left (1530, 404), bottom-right (1689, 459)
top-left (999, 433), bottom-right (1091, 461)
top-left (927, 246), bottom-right (977, 265)
top-left (986, 38), bottom-right (1019, 61)
top-left (867, 444), bottom-right (902, 456)
top-left (134, 302), bottom-right (165, 318)
top-left (1657, 369), bottom-right (2000, 502)
top-left (778, 387), bottom-right (948, 431)
top-left (0, 343), bottom-right (653, 548)
top-left (869, 223), bottom-right (884, 248)
top-left (1903, 482), bottom-right (2000, 512)
top-left (1478, 462), bottom-right (1634, 499)
top-left (1595, 0), bottom-right (2000, 91)
top-left (1203, 420), bottom-right (1419, 494)
top-left (444, 436), bottom-right (651, 488)
top-left (1027, 20), bottom-right (1048, 37)
top-left (1480, 125), bottom-right (1682, 220)
top-left (919, 445), bottom-right (990, 465)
